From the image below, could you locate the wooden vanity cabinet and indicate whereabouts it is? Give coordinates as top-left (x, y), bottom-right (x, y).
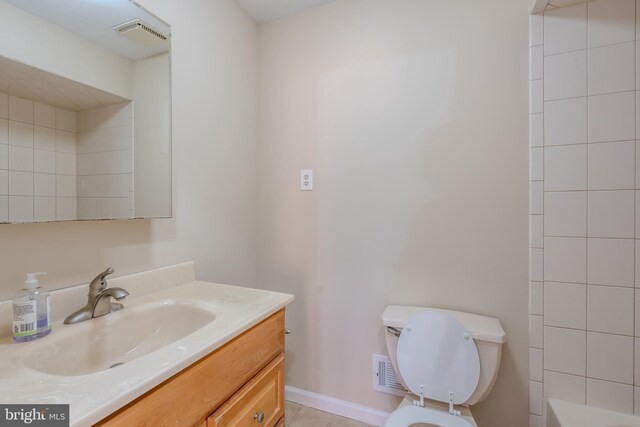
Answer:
top-left (95, 310), bottom-right (286, 427)
top-left (208, 354), bottom-right (284, 427)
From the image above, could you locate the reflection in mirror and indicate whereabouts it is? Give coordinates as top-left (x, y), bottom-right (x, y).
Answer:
top-left (0, 0), bottom-right (171, 223)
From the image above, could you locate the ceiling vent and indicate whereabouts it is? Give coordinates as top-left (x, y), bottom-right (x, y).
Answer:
top-left (113, 19), bottom-right (168, 48)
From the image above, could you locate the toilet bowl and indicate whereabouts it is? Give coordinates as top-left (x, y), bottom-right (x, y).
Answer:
top-left (385, 395), bottom-right (477, 427)
top-left (381, 306), bottom-right (506, 427)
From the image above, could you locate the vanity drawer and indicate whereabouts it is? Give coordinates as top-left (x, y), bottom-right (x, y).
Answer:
top-left (208, 354), bottom-right (284, 427)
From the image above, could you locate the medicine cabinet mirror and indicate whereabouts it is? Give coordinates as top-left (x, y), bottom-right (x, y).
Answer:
top-left (0, 0), bottom-right (171, 223)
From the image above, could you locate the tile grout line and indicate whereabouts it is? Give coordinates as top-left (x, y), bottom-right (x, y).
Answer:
top-left (547, 88), bottom-right (639, 100)
top-left (585, 0), bottom-right (590, 403)
top-left (544, 322), bottom-right (636, 339)
top-left (541, 9), bottom-right (546, 420)
top-left (544, 140), bottom-right (637, 149)
top-left (545, 89), bottom-right (636, 105)
top-left (544, 39), bottom-right (638, 59)
top-left (634, 0), bottom-right (637, 412)
top-left (543, 367), bottom-right (635, 387)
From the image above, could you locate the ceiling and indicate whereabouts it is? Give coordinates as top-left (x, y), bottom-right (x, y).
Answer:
top-left (0, 55), bottom-right (129, 112)
top-left (2, 0), bottom-right (170, 60)
top-left (234, 0), bottom-right (335, 22)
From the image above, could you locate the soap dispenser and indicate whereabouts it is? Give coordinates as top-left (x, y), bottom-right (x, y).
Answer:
top-left (12, 272), bottom-right (51, 343)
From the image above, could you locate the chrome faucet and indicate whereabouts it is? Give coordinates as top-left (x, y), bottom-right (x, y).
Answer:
top-left (64, 268), bottom-right (130, 324)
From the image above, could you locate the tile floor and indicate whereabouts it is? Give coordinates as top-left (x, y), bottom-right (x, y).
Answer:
top-left (285, 401), bottom-right (374, 427)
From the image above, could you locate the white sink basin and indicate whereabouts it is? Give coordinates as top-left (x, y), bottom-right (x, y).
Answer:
top-left (23, 300), bottom-right (216, 376)
top-left (0, 262), bottom-right (294, 427)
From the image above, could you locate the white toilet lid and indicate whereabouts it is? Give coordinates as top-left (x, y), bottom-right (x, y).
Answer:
top-left (397, 310), bottom-right (480, 404)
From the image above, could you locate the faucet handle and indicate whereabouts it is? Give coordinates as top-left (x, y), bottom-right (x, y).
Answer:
top-left (89, 267), bottom-right (114, 294)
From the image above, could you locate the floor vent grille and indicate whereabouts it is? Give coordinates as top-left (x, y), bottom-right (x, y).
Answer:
top-left (372, 354), bottom-right (407, 396)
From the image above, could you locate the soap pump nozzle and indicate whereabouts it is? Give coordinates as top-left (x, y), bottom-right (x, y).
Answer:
top-left (24, 272), bottom-right (47, 290)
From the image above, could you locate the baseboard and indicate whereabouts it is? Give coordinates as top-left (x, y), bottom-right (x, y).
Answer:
top-left (285, 385), bottom-right (390, 426)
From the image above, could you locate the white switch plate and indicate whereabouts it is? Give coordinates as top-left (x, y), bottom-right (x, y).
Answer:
top-left (300, 169), bottom-right (313, 191)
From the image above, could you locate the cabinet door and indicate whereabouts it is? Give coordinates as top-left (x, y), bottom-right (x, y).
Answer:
top-left (208, 354), bottom-right (284, 427)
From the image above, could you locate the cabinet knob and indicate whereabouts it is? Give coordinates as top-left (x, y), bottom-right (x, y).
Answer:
top-left (254, 411), bottom-right (265, 423)
top-left (284, 329), bottom-right (291, 335)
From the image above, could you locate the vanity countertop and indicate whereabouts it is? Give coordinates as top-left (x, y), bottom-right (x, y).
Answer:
top-left (0, 262), bottom-right (294, 427)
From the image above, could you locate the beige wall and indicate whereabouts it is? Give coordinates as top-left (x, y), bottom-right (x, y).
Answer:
top-left (0, 0), bottom-right (258, 301)
top-left (0, 1), bottom-right (133, 99)
top-left (256, 1), bottom-right (529, 425)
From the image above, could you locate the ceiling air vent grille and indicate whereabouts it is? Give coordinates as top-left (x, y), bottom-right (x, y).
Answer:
top-left (113, 19), bottom-right (168, 47)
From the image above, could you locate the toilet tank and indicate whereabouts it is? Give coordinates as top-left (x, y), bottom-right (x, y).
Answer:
top-left (381, 305), bottom-right (506, 406)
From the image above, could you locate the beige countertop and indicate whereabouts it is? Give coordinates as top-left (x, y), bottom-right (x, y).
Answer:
top-left (0, 262), bottom-right (294, 426)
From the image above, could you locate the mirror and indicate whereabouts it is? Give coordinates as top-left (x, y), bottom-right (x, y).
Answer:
top-left (0, 0), bottom-right (171, 223)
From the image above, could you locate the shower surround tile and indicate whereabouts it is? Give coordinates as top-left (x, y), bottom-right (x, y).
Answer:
top-left (529, 0), bottom-right (640, 419)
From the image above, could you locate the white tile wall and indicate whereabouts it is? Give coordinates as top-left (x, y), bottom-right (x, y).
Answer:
top-left (588, 142), bottom-right (635, 190)
top-left (587, 285), bottom-right (634, 335)
top-left (9, 96), bottom-right (33, 124)
top-left (0, 93), bottom-right (135, 222)
top-left (76, 102), bottom-right (133, 220)
top-left (34, 126), bottom-right (55, 151)
top-left (544, 370), bottom-right (586, 404)
top-left (588, 43), bottom-right (635, 95)
top-left (544, 191), bottom-right (587, 237)
top-left (531, 14), bottom-right (544, 47)
top-left (544, 145), bottom-right (587, 191)
top-left (530, 281), bottom-right (544, 315)
top-left (0, 93), bottom-right (78, 222)
top-left (530, 315), bottom-right (544, 349)
top-left (587, 332), bottom-right (634, 383)
top-left (9, 121), bottom-right (33, 148)
top-left (531, 147), bottom-right (544, 181)
top-left (531, 348), bottom-right (544, 382)
top-left (531, 46), bottom-right (544, 81)
top-left (34, 103), bottom-right (55, 128)
top-left (530, 2), bottom-right (640, 422)
top-left (544, 4), bottom-right (587, 55)
top-left (0, 93), bottom-right (8, 119)
top-left (588, 238), bottom-right (635, 287)
top-left (587, 0), bottom-right (636, 48)
top-left (588, 92), bottom-right (636, 143)
top-left (531, 247), bottom-right (544, 282)
top-left (531, 215), bottom-right (544, 248)
top-left (0, 119), bottom-right (8, 144)
top-left (530, 380), bottom-right (544, 415)
top-left (588, 190), bottom-right (635, 238)
top-left (531, 114), bottom-right (544, 147)
top-left (544, 326), bottom-right (587, 376)
top-left (587, 378), bottom-right (634, 413)
top-left (0, 145), bottom-right (6, 170)
top-left (0, 196), bottom-right (8, 222)
top-left (544, 50), bottom-right (588, 101)
top-left (544, 237), bottom-right (587, 283)
top-left (544, 282), bottom-right (586, 329)
top-left (9, 195), bottom-right (32, 222)
top-left (544, 97), bottom-right (587, 146)
top-left (531, 80), bottom-right (544, 114)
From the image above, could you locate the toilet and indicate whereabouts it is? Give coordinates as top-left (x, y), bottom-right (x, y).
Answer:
top-left (381, 305), bottom-right (506, 427)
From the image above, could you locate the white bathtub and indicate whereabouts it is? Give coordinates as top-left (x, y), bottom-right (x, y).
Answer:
top-left (547, 399), bottom-right (640, 427)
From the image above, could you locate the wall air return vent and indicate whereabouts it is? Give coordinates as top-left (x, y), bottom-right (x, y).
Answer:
top-left (113, 19), bottom-right (168, 47)
top-left (372, 354), bottom-right (407, 397)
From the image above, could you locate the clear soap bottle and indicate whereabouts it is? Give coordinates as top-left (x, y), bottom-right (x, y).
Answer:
top-left (12, 272), bottom-right (51, 343)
